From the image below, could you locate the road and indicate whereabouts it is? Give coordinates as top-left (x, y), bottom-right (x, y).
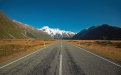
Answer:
top-left (0, 40), bottom-right (121, 75)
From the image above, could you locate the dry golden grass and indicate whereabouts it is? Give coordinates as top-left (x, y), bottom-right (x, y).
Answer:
top-left (66, 40), bottom-right (121, 64)
top-left (0, 39), bottom-right (56, 63)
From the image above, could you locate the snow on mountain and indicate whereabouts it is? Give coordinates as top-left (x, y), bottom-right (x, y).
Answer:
top-left (38, 26), bottom-right (76, 38)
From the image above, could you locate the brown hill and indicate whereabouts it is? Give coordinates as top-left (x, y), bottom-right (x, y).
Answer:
top-left (0, 11), bottom-right (51, 39)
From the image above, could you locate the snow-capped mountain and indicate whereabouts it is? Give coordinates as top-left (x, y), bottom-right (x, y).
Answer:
top-left (38, 26), bottom-right (76, 39)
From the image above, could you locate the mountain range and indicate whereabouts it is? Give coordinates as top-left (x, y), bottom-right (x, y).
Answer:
top-left (0, 11), bottom-right (51, 39)
top-left (38, 26), bottom-right (76, 39)
top-left (0, 10), bottom-right (121, 40)
top-left (72, 26), bottom-right (99, 39)
top-left (72, 24), bottom-right (121, 40)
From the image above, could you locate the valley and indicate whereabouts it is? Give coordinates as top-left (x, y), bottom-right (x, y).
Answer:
top-left (0, 40), bottom-right (121, 75)
top-left (0, 9), bottom-right (121, 75)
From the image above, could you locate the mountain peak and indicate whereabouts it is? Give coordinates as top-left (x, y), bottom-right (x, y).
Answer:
top-left (38, 26), bottom-right (76, 39)
top-left (72, 24), bottom-right (121, 40)
top-left (42, 26), bottom-right (49, 29)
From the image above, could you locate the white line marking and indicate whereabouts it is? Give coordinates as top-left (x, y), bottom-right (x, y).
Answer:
top-left (80, 48), bottom-right (121, 68)
top-left (0, 42), bottom-right (57, 69)
top-left (61, 40), bottom-right (62, 46)
top-left (59, 54), bottom-right (62, 75)
top-left (0, 47), bottom-right (46, 69)
top-left (61, 41), bottom-right (62, 48)
top-left (68, 43), bottom-right (121, 68)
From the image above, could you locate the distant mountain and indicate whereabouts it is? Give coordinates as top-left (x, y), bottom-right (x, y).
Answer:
top-left (72, 26), bottom-right (99, 39)
top-left (38, 26), bottom-right (76, 39)
top-left (0, 11), bottom-right (51, 39)
top-left (72, 24), bottom-right (121, 40)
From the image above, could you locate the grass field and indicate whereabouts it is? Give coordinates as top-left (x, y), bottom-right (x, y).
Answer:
top-left (0, 39), bottom-right (56, 63)
top-left (66, 40), bottom-right (121, 64)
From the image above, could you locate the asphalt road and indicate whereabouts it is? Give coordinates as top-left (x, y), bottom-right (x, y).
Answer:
top-left (0, 40), bottom-right (121, 75)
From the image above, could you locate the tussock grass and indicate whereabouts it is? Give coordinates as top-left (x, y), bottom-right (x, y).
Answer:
top-left (66, 40), bottom-right (121, 64)
top-left (0, 39), bottom-right (56, 63)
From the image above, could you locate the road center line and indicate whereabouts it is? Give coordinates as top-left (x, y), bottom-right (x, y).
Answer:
top-left (59, 54), bottom-right (62, 75)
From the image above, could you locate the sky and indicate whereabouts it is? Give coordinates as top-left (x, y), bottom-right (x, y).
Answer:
top-left (0, 0), bottom-right (121, 32)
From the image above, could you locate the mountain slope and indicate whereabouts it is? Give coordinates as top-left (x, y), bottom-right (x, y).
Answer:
top-left (80, 24), bottom-right (121, 40)
top-left (73, 24), bottom-right (121, 40)
top-left (0, 11), bottom-right (26, 39)
top-left (0, 11), bottom-right (51, 39)
top-left (72, 26), bottom-right (98, 39)
top-left (38, 26), bottom-right (76, 39)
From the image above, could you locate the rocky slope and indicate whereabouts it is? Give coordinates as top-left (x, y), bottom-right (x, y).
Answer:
top-left (0, 11), bottom-right (51, 39)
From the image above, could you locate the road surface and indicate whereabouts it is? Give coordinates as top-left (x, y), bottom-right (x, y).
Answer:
top-left (0, 40), bottom-right (121, 75)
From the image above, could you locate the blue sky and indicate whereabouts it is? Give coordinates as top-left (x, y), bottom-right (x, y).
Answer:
top-left (0, 0), bottom-right (121, 32)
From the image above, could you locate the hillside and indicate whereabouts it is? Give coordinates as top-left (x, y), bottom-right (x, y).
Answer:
top-left (72, 24), bottom-right (121, 40)
top-left (0, 11), bottom-right (51, 39)
top-left (72, 26), bottom-right (98, 39)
